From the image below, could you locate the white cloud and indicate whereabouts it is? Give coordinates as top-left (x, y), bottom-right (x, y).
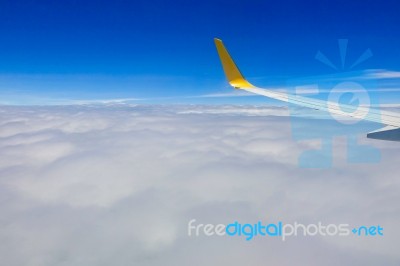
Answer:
top-left (365, 69), bottom-right (400, 79)
top-left (0, 104), bottom-right (399, 265)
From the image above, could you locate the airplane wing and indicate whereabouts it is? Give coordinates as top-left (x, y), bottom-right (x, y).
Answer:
top-left (214, 38), bottom-right (400, 141)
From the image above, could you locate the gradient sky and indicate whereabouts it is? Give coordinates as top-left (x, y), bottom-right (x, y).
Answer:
top-left (1, 0), bottom-right (400, 104)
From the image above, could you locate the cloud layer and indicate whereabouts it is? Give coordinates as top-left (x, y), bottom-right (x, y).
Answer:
top-left (0, 104), bottom-right (399, 265)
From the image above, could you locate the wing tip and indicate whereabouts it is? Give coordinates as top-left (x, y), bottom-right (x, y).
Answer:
top-left (213, 38), bottom-right (254, 89)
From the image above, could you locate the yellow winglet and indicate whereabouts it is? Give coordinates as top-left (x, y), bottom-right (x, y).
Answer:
top-left (214, 38), bottom-right (254, 89)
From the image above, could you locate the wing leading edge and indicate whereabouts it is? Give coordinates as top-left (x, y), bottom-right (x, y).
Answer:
top-left (214, 38), bottom-right (400, 141)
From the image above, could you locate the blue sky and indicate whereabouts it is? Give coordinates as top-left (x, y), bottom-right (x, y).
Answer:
top-left (1, 0), bottom-right (400, 104)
